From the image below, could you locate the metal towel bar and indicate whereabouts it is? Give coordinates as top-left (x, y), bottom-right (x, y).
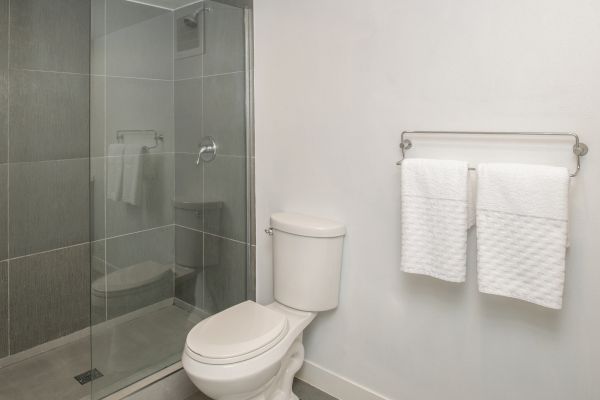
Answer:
top-left (396, 131), bottom-right (589, 177)
top-left (116, 129), bottom-right (164, 150)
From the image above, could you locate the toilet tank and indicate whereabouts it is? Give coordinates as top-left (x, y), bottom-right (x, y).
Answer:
top-left (271, 213), bottom-right (346, 312)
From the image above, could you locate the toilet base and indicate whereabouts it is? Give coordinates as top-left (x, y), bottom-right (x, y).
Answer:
top-left (249, 334), bottom-right (305, 400)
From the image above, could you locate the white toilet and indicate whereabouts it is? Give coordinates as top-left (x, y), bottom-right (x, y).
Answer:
top-left (182, 212), bottom-right (346, 400)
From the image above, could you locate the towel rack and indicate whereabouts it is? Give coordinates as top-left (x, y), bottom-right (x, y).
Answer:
top-left (396, 131), bottom-right (589, 177)
top-left (116, 130), bottom-right (164, 150)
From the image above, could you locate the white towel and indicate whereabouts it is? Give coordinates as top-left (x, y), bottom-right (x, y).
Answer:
top-left (122, 144), bottom-right (145, 206)
top-left (467, 171), bottom-right (477, 229)
top-left (401, 159), bottom-right (469, 282)
top-left (476, 163), bottom-right (569, 309)
top-left (107, 144), bottom-right (126, 201)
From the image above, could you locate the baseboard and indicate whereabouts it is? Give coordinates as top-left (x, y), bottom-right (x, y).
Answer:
top-left (297, 360), bottom-right (392, 400)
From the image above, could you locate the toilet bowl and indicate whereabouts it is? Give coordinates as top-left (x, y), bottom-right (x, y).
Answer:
top-left (183, 213), bottom-right (346, 400)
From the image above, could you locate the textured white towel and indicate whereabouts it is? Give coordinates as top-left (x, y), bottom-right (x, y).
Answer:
top-left (401, 159), bottom-right (469, 282)
top-left (476, 163), bottom-right (570, 309)
top-left (122, 145), bottom-right (145, 206)
top-left (107, 144), bottom-right (126, 201)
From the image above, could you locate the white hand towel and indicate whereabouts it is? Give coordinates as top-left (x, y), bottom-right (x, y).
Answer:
top-left (401, 158), bottom-right (469, 282)
top-left (107, 144), bottom-right (126, 201)
top-left (121, 144), bottom-right (145, 206)
top-left (467, 172), bottom-right (477, 229)
top-left (476, 163), bottom-right (569, 309)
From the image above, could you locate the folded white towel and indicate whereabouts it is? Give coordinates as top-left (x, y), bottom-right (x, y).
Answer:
top-left (107, 144), bottom-right (126, 201)
top-left (122, 144), bottom-right (145, 206)
top-left (476, 163), bottom-right (570, 309)
top-left (401, 158), bottom-right (469, 282)
top-left (467, 171), bottom-right (477, 229)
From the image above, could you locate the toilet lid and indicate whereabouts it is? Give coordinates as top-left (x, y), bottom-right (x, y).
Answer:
top-left (186, 301), bottom-right (288, 362)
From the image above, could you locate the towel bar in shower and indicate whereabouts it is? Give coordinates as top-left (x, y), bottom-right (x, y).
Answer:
top-left (116, 129), bottom-right (164, 150)
top-left (396, 131), bottom-right (589, 177)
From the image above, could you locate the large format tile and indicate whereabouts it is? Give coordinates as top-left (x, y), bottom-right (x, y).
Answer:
top-left (174, 153), bottom-right (204, 230)
top-left (203, 72), bottom-right (246, 156)
top-left (175, 78), bottom-right (203, 153)
top-left (9, 244), bottom-right (90, 353)
top-left (91, 157), bottom-right (106, 241)
top-left (203, 0), bottom-right (245, 76)
top-left (0, 70), bottom-right (7, 164)
top-left (10, 0), bottom-right (90, 73)
top-left (0, 261), bottom-right (7, 358)
top-left (0, 336), bottom-right (91, 400)
top-left (175, 226), bottom-right (203, 307)
top-left (0, 164), bottom-right (7, 261)
top-left (204, 155), bottom-right (247, 242)
top-left (0, 0), bottom-right (7, 165)
top-left (9, 70), bottom-right (90, 162)
top-left (106, 153), bottom-right (174, 237)
top-left (106, 77), bottom-right (174, 153)
top-left (105, 226), bottom-right (174, 318)
top-left (107, 0), bottom-right (173, 80)
top-left (174, 3), bottom-right (204, 80)
top-left (91, 75), bottom-right (106, 157)
top-left (203, 234), bottom-right (246, 314)
top-left (91, 0), bottom-right (107, 76)
top-left (9, 159), bottom-right (89, 257)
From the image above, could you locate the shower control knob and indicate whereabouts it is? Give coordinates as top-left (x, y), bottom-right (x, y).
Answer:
top-left (197, 136), bottom-right (217, 164)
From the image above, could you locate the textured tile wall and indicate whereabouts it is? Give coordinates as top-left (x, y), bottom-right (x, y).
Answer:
top-left (0, 0), bottom-right (91, 357)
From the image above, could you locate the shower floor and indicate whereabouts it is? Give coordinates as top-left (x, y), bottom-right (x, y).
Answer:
top-left (0, 303), bottom-right (199, 400)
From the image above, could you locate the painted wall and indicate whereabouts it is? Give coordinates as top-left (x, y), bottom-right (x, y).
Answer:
top-left (254, 0), bottom-right (600, 399)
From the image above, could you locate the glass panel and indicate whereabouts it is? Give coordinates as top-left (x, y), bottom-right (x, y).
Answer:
top-left (0, 0), bottom-right (93, 399)
top-left (90, 0), bottom-right (251, 398)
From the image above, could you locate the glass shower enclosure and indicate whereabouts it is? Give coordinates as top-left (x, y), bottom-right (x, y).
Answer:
top-left (0, 0), bottom-right (253, 398)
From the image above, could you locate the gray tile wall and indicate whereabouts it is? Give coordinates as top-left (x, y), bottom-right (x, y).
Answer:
top-left (92, 0), bottom-right (176, 327)
top-left (173, 0), bottom-right (253, 313)
top-left (0, 0), bottom-right (92, 357)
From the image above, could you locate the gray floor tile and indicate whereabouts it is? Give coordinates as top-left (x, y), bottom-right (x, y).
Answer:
top-left (0, 334), bottom-right (91, 400)
top-left (293, 379), bottom-right (339, 400)
top-left (92, 305), bottom-right (200, 398)
top-left (107, 0), bottom-right (173, 80)
top-left (204, 155), bottom-right (247, 242)
top-left (9, 158), bottom-right (89, 257)
top-left (9, 69), bottom-right (89, 162)
top-left (0, 164), bottom-right (6, 261)
top-left (10, 0), bottom-right (90, 73)
top-left (9, 244), bottom-right (90, 353)
top-left (0, 261), bottom-right (7, 358)
top-left (203, 72), bottom-right (246, 157)
top-left (203, 234), bottom-right (246, 314)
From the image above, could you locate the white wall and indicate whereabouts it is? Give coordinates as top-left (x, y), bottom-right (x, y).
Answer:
top-left (253, 1), bottom-right (600, 399)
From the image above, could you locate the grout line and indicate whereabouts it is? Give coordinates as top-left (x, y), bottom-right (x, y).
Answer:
top-left (174, 224), bottom-right (249, 245)
top-left (105, 74), bottom-right (172, 82)
top-left (103, 0), bottom-right (109, 324)
top-left (7, 242), bottom-right (90, 262)
top-left (8, 156), bottom-right (90, 166)
top-left (15, 68), bottom-right (90, 76)
top-left (104, 224), bottom-right (173, 242)
top-left (174, 69), bottom-right (246, 82)
top-left (175, 151), bottom-right (246, 158)
top-left (171, 10), bottom-right (176, 300)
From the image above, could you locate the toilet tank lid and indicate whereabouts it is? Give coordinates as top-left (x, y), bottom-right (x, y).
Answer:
top-left (271, 213), bottom-right (346, 238)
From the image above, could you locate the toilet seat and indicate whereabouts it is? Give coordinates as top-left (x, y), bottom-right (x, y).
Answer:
top-left (186, 301), bottom-right (289, 365)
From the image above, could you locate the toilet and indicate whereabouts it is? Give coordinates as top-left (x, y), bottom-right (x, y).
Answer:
top-left (182, 212), bottom-right (346, 400)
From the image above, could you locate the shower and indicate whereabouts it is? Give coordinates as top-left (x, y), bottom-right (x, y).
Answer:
top-left (183, 7), bottom-right (210, 28)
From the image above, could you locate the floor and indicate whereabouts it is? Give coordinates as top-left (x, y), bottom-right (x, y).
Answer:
top-left (0, 304), bottom-right (199, 400)
top-left (182, 379), bottom-right (338, 400)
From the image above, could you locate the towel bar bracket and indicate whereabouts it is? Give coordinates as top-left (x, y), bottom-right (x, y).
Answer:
top-left (396, 130), bottom-right (589, 177)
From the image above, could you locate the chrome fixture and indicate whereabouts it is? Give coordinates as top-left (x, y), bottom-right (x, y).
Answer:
top-left (183, 7), bottom-right (211, 28)
top-left (264, 227), bottom-right (273, 236)
top-left (116, 129), bottom-right (164, 150)
top-left (196, 136), bottom-right (217, 165)
top-left (396, 130), bottom-right (589, 177)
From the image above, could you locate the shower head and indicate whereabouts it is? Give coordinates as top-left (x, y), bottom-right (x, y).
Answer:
top-left (183, 8), bottom-right (209, 28)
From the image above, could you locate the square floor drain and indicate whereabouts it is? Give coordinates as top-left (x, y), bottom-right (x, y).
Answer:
top-left (74, 368), bottom-right (104, 385)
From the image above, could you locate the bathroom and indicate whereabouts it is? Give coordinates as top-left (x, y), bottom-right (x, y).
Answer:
top-left (0, 0), bottom-right (599, 399)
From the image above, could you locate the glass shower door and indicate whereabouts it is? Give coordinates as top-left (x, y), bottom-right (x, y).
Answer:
top-left (90, 0), bottom-right (252, 398)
